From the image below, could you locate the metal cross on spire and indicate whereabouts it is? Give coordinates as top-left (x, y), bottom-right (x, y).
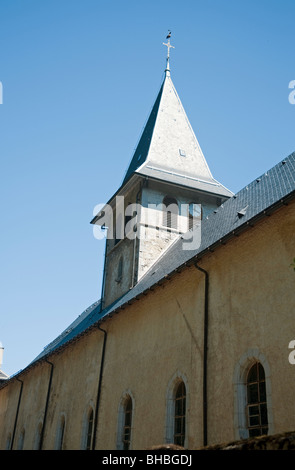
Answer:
top-left (163, 31), bottom-right (174, 76)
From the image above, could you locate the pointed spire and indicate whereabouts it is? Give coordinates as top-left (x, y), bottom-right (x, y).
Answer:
top-left (163, 31), bottom-right (174, 76)
top-left (121, 35), bottom-right (233, 199)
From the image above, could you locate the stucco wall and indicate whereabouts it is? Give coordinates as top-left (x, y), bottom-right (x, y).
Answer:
top-left (0, 199), bottom-right (294, 450)
top-left (95, 267), bottom-right (205, 449)
top-left (0, 361), bottom-right (51, 449)
top-left (203, 200), bottom-right (295, 445)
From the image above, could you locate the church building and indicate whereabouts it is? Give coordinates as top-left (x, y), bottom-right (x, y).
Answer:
top-left (0, 36), bottom-right (295, 450)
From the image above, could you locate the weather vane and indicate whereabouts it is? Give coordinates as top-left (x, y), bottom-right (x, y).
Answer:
top-left (163, 31), bottom-right (174, 75)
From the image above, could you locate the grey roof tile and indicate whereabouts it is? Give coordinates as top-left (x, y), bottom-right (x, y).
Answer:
top-left (122, 75), bottom-right (232, 198)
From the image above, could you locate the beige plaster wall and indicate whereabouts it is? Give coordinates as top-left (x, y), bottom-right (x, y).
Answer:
top-left (95, 268), bottom-right (205, 449)
top-left (40, 330), bottom-right (105, 450)
top-left (203, 200), bottom-right (295, 445)
top-left (0, 200), bottom-right (294, 450)
top-left (96, 200), bottom-right (295, 448)
top-left (0, 361), bottom-right (51, 449)
top-left (0, 330), bottom-right (105, 450)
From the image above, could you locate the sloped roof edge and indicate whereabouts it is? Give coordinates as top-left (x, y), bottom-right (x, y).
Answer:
top-left (2, 151), bottom-right (295, 387)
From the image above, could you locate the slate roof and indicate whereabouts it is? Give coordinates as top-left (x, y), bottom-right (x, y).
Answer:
top-left (122, 73), bottom-right (232, 198)
top-left (25, 150), bottom-right (295, 371)
top-left (91, 72), bottom-right (233, 228)
top-left (122, 80), bottom-right (164, 184)
top-left (134, 166), bottom-right (233, 198)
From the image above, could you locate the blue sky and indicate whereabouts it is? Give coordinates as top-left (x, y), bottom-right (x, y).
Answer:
top-left (0, 0), bottom-right (294, 376)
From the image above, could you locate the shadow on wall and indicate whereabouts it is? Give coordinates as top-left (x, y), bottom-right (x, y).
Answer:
top-left (198, 431), bottom-right (295, 450)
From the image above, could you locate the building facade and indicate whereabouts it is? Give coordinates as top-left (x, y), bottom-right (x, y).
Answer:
top-left (0, 40), bottom-right (295, 450)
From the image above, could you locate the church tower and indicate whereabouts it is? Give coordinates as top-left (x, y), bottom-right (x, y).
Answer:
top-left (91, 34), bottom-right (232, 309)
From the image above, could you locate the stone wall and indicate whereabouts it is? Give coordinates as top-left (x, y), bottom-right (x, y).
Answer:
top-left (199, 431), bottom-right (295, 450)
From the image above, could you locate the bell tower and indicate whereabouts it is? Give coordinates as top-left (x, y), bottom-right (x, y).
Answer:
top-left (91, 34), bottom-right (232, 309)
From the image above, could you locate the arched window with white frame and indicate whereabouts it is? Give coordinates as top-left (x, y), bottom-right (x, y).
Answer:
top-left (233, 349), bottom-right (273, 440)
top-left (174, 380), bottom-right (186, 446)
top-left (246, 362), bottom-right (268, 437)
top-left (162, 196), bottom-right (178, 230)
top-left (86, 407), bottom-right (94, 450)
top-left (165, 372), bottom-right (188, 447)
top-left (117, 391), bottom-right (134, 450)
top-left (81, 403), bottom-right (95, 450)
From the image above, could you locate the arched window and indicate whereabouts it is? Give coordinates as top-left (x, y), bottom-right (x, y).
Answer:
top-left (174, 381), bottom-right (186, 446)
top-left (246, 362), bottom-right (268, 437)
top-left (188, 203), bottom-right (202, 229)
top-left (163, 196), bottom-right (178, 230)
top-left (165, 373), bottom-right (188, 447)
top-left (123, 396), bottom-right (132, 450)
top-left (85, 408), bottom-right (94, 450)
top-left (233, 350), bottom-right (273, 440)
top-left (117, 392), bottom-right (134, 450)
